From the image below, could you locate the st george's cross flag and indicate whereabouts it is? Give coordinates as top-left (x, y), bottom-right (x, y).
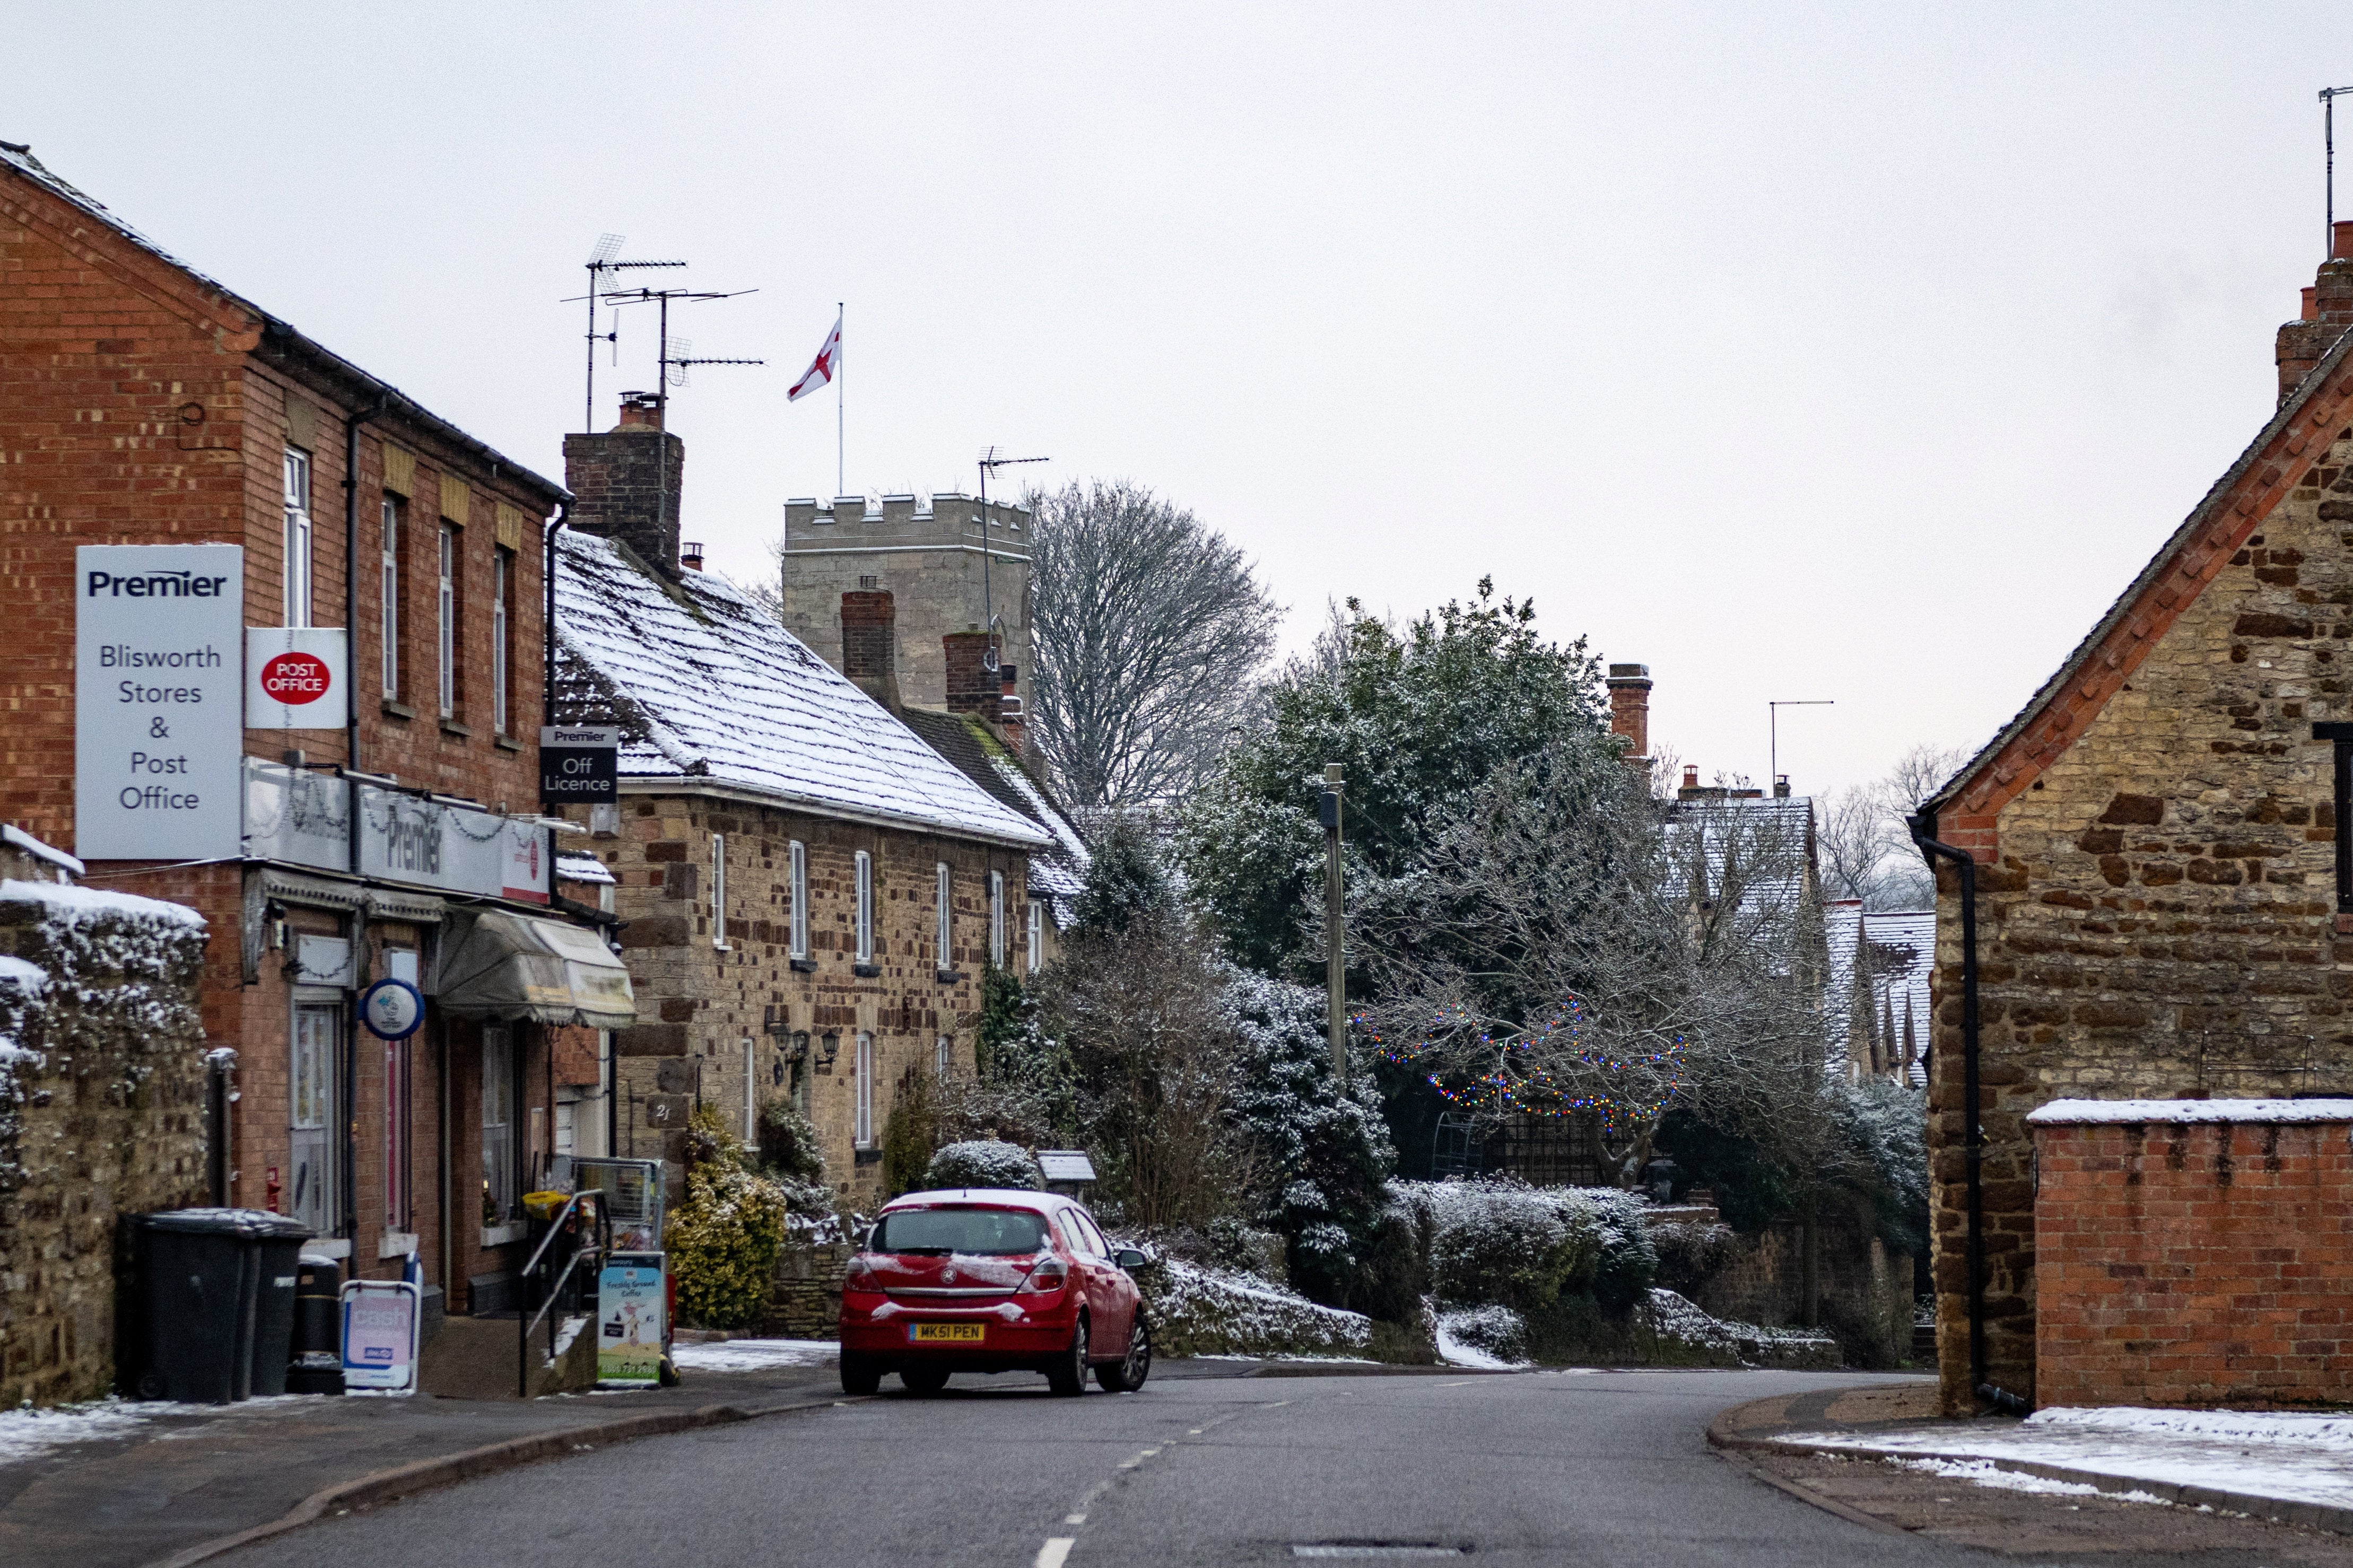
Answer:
top-left (787, 312), bottom-right (841, 401)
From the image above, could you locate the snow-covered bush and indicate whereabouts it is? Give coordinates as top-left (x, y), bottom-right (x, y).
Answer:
top-left (1390, 1177), bottom-right (1658, 1316)
top-left (1650, 1219), bottom-right (1737, 1296)
top-left (756, 1096), bottom-right (825, 1184)
top-left (1130, 1255), bottom-right (1372, 1359)
top-left (923, 1139), bottom-right (1043, 1192)
top-left (1223, 971), bottom-right (1395, 1308)
top-left (666, 1107), bottom-right (790, 1329)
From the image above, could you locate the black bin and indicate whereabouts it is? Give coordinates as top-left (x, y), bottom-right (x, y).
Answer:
top-left (288, 1257), bottom-right (346, 1395)
top-left (129, 1208), bottom-right (309, 1405)
top-left (246, 1213), bottom-right (317, 1397)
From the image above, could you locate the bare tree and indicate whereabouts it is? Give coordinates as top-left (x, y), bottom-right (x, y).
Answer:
top-left (1026, 480), bottom-right (1282, 810)
top-left (1352, 739), bottom-right (1827, 1185)
top-left (1814, 744), bottom-right (1971, 910)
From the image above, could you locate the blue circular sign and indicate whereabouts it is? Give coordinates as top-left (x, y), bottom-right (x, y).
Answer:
top-left (359, 978), bottom-right (424, 1040)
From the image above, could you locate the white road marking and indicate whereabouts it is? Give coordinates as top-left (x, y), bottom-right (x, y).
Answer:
top-left (1036, 1538), bottom-right (1076, 1568)
top-left (1064, 1513), bottom-right (1087, 1526)
top-left (1437, 1379), bottom-right (1474, 1387)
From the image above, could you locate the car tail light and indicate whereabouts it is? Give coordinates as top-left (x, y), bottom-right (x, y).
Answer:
top-left (843, 1255), bottom-right (878, 1290)
top-left (1017, 1255), bottom-right (1068, 1294)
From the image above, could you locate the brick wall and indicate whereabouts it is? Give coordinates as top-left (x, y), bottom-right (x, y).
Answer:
top-left (2033, 1108), bottom-right (2353, 1408)
top-left (0, 846), bottom-right (209, 1406)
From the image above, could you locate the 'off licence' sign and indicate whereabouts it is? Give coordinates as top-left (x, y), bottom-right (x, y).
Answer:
top-left (541, 725), bottom-right (618, 804)
top-left (74, 545), bottom-right (243, 861)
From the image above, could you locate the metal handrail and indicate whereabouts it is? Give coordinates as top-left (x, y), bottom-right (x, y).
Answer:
top-left (518, 1189), bottom-right (608, 1397)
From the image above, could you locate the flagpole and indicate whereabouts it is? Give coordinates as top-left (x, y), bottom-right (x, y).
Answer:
top-left (836, 301), bottom-right (844, 498)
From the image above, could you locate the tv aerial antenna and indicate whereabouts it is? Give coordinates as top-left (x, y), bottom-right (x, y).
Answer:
top-left (977, 446), bottom-right (1049, 670)
top-left (568, 235), bottom-right (685, 433)
top-left (2326, 88), bottom-right (2353, 250)
top-left (595, 281), bottom-right (765, 561)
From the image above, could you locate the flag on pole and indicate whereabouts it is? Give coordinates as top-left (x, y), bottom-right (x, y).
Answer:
top-left (787, 312), bottom-right (841, 402)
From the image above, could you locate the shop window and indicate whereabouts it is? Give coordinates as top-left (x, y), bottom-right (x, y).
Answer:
top-left (853, 1030), bottom-right (875, 1147)
top-left (855, 851), bottom-right (874, 963)
top-left (788, 840), bottom-right (808, 958)
top-left (290, 1002), bottom-right (339, 1235)
top-left (482, 1024), bottom-right (516, 1227)
top-left (283, 447), bottom-right (313, 627)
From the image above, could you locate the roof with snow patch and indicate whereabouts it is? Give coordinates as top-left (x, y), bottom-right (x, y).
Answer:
top-left (894, 708), bottom-right (1090, 912)
top-left (551, 534), bottom-right (1050, 848)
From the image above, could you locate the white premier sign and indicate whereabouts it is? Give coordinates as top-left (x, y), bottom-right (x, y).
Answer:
top-left (75, 544), bottom-right (243, 861)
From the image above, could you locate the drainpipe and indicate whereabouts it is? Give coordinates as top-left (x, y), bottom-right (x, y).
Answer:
top-left (342, 393), bottom-right (388, 1276)
top-left (1909, 812), bottom-right (2026, 1415)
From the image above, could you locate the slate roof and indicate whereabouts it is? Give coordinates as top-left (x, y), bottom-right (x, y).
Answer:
top-left (1824, 900), bottom-right (1931, 1084)
top-left (551, 533), bottom-right (1050, 848)
top-left (896, 707), bottom-right (1091, 915)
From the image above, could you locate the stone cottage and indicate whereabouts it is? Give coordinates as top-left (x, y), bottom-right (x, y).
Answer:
top-left (1914, 223), bottom-right (2353, 1414)
top-left (553, 406), bottom-right (1055, 1209)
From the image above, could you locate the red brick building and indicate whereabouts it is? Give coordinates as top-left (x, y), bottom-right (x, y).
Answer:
top-left (0, 140), bottom-right (631, 1328)
top-left (1916, 225), bottom-right (2353, 1413)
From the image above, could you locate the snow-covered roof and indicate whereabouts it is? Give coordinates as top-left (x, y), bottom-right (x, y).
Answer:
top-left (2028, 1097), bottom-right (2353, 1125)
top-left (552, 535), bottom-right (1050, 849)
top-left (1666, 794), bottom-right (1814, 922)
top-left (894, 708), bottom-right (1089, 914)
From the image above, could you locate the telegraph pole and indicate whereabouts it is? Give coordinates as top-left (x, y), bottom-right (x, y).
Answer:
top-left (1322, 763), bottom-right (1347, 1083)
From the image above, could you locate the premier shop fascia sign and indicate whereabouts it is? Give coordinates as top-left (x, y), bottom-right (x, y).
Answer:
top-left (75, 545), bottom-right (243, 860)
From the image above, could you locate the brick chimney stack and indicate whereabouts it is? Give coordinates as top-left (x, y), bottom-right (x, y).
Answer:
top-left (562, 391), bottom-right (686, 580)
top-left (1606, 663), bottom-right (1652, 765)
top-left (942, 629), bottom-right (1003, 724)
top-left (2276, 223), bottom-right (2353, 405)
top-left (841, 590), bottom-right (902, 711)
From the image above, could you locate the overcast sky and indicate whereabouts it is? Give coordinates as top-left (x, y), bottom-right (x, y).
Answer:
top-left (10, 5), bottom-right (2352, 800)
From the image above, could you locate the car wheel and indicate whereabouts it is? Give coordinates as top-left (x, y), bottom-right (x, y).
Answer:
top-left (840, 1350), bottom-right (883, 1396)
top-left (1045, 1315), bottom-right (1089, 1397)
top-left (1096, 1316), bottom-right (1152, 1393)
top-left (901, 1364), bottom-right (951, 1396)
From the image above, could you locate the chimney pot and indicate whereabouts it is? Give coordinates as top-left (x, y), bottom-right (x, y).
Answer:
top-left (617, 391), bottom-right (663, 429)
top-left (2305, 285), bottom-right (2321, 322)
top-left (1773, 774), bottom-right (1791, 799)
top-left (1681, 764), bottom-right (1698, 791)
top-left (2336, 220), bottom-right (2353, 262)
top-left (679, 541), bottom-right (704, 571)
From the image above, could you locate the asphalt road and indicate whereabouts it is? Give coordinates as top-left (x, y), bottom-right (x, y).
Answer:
top-left (210, 1366), bottom-right (2107, 1567)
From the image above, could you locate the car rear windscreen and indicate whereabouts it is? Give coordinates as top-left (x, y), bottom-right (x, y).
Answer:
top-left (869, 1206), bottom-right (1048, 1257)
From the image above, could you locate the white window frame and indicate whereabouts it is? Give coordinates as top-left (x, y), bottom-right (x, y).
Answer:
top-left (1027, 898), bottom-right (1043, 975)
top-left (491, 547), bottom-right (510, 735)
top-left (853, 1031), bottom-right (874, 1147)
top-left (282, 447), bottom-right (313, 627)
top-left (290, 998), bottom-right (339, 1236)
top-left (482, 1024), bottom-right (516, 1228)
top-left (935, 862), bottom-right (952, 970)
top-left (989, 870), bottom-right (1005, 968)
top-left (788, 840), bottom-right (808, 958)
top-left (936, 1035), bottom-right (950, 1076)
top-left (379, 495), bottom-right (400, 700)
top-left (711, 833), bottom-right (730, 950)
top-left (438, 523), bottom-right (457, 719)
top-left (854, 851), bottom-right (874, 963)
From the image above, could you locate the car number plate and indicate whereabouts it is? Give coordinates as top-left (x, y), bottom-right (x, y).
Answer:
top-left (910, 1323), bottom-right (984, 1343)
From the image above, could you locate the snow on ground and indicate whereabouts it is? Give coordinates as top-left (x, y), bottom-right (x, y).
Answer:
top-left (1789, 1405), bottom-right (2353, 1512)
top-left (669, 1338), bottom-right (839, 1372)
top-left (1435, 1316), bottom-right (1529, 1371)
top-left (0, 1395), bottom-right (308, 1465)
top-left (1897, 1457), bottom-right (2174, 1504)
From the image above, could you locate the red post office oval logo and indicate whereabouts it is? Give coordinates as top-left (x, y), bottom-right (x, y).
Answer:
top-left (259, 651), bottom-right (332, 704)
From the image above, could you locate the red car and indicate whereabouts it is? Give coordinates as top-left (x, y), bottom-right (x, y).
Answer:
top-left (839, 1189), bottom-right (1152, 1397)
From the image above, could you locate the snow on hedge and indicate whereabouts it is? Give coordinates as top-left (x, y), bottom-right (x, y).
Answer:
top-left (1136, 1257), bottom-right (1372, 1360)
top-left (1436, 1304), bottom-right (1530, 1368)
top-left (1642, 1289), bottom-right (1839, 1369)
top-left (922, 1140), bottom-right (1043, 1192)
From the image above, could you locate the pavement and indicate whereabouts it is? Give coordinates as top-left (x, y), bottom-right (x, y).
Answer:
top-left (1713, 1383), bottom-right (2353, 1557)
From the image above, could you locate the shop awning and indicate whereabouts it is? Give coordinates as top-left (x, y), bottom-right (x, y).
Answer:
top-left (434, 911), bottom-right (636, 1029)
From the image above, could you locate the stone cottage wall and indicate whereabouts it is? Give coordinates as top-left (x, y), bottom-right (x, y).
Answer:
top-left (2033, 1107), bottom-right (2353, 1408)
top-left (0, 848), bottom-right (210, 1406)
top-left (1928, 425), bottom-right (2353, 1413)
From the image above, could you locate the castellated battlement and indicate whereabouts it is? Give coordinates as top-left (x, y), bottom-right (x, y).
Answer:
top-left (784, 492), bottom-right (1032, 556)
